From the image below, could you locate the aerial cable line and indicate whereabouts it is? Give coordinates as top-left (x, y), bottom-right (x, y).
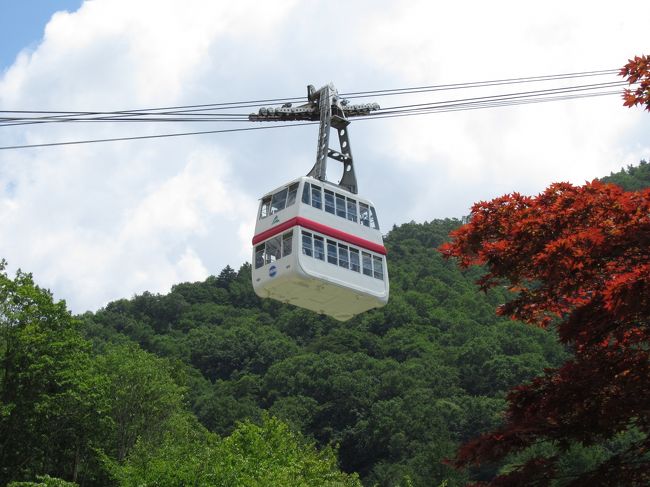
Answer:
top-left (0, 115), bottom-right (251, 126)
top-left (0, 67), bottom-right (618, 116)
top-left (0, 122), bottom-right (317, 150)
top-left (0, 109), bottom-right (254, 128)
top-left (357, 91), bottom-right (621, 121)
top-left (366, 88), bottom-right (622, 118)
top-left (0, 89), bottom-right (622, 150)
top-left (341, 68), bottom-right (619, 99)
top-left (0, 99), bottom-right (304, 128)
top-left (0, 69), bottom-right (630, 149)
top-left (0, 68), bottom-right (620, 127)
top-left (0, 79), bottom-right (624, 127)
top-left (0, 96), bottom-right (308, 123)
top-left (0, 81), bottom-right (624, 127)
top-left (374, 81), bottom-right (627, 113)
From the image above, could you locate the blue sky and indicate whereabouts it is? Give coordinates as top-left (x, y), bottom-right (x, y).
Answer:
top-left (1, 0), bottom-right (648, 312)
top-left (0, 1), bottom-right (82, 71)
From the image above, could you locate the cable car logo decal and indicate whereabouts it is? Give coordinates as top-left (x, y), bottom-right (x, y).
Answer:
top-left (272, 215), bottom-right (280, 225)
top-left (269, 265), bottom-right (277, 277)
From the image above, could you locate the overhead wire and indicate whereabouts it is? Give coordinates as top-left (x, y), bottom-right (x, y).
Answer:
top-left (0, 80), bottom-right (623, 127)
top-left (356, 91), bottom-right (621, 121)
top-left (0, 122), bottom-right (317, 151)
top-left (0, 68), bottom-right (629, 150)
top-left (375, 80), bottom-right (625, 112)
top-left (341, 68), bottom-right (620, 99)
top-left (0, 89), bottom-right (621, 150)
top-left (0, 68), bottom-right (620, 126)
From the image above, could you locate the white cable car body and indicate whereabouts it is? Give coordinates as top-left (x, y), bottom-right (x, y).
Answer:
top-left (252, 176), bottom-right (388, 321)
top-left (249, 83), bottom-right (389, 321)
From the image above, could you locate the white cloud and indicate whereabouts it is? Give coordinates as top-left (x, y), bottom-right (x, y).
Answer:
top-left (353, 0), bottom-right (650, 221)
top-left (1, 0), bottom-right (649, 312)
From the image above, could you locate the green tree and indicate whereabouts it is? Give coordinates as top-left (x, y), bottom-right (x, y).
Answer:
top-left (80, 216), bottom-right (572, 485)
top-left (601, 159), bottom-right (650, 191)
top-left (112, 415), bottom-right (362, 487)
top-left (9, 475), bottom-right (78, 487)
top-left (0, 262), bottom-right (104, 485)
top-left (93, 343), bottom-right (186, 461)
top-left (187, 324), bottom-right (299, 381)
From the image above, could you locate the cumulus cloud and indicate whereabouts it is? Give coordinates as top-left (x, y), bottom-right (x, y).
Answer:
top-left (352, 0), bottom-right (650, 222)
top-left (0, 0), bottom-right (649, 312)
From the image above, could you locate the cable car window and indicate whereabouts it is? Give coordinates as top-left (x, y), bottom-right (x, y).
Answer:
top-left (338, 243), bottom-right (349, 269)
top-left (346, 198), bottom-right (358, 222)
top-left (301, 231), bottom-right (313, 257)
top-left (314, 235), bottom-right (325, 260)
top-left (362, 252), bottom-right (373, 276)
top-left (327, 239), bottom-right (337, 264)
top-left (311, 185), bottom-right (322, 209)
top-left (271, 188), bottom-right (288, 214)
top-left (373, 256), bottom-right (384, 280)
top-left (255, 244), bottom-right (265, 269)
top-left (282, 231), bottom-right (293, 257)
top-left (335, 194), bottom-right (346, 218)
top-left (302, 182), bottom-right (311, 205)
top-left (292, 230), bottom-right (386, 280)
top-left (286, 183), bottom-right (299, 207)
top-left (349, 248), bottom-right (360, 272)
top-left (369, 206), bottom-right (380, 230)
top-left (260, 196), bottom-right (272, 219)
top-left (324, 190), bottom-right (335, 214)
top-left (359, 202), bottom-right (370, 227)
top-left (266, 236), bottom-right (282, 263)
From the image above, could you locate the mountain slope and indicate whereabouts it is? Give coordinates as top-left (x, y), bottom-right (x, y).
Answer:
top-left (83, 217), bottom-right (565, 486)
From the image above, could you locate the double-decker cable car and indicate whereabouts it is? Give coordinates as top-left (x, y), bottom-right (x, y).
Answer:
top-left (249, 84), bottom-right (388, 321)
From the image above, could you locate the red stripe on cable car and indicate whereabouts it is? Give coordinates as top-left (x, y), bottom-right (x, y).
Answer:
top-left (252, 218), bottom-right (300, 245)
top-left (252, 216), bottom-right (387, 255)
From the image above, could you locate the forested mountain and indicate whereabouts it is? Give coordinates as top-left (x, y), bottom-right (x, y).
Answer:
top-left (601, 159), bottom-right (650, 190)
top-left (1, 161), bottom-right (647, 486)
top-left (77, 218), bottom-right (566, 486)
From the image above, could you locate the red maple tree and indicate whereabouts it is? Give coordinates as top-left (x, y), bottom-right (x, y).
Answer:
top-left (440, 181), bottom-right (650, 485)
top-left (621, 55), bottom-right (650, 111)
top-left (437, 57), bottom-right (650, 485)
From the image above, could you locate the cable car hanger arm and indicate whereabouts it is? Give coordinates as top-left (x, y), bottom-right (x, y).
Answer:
top-left (248, 83), bottom-right (379, 194)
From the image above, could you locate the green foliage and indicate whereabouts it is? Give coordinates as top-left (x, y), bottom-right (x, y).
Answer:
top-left (9, 475), bottom-right (79, 486)
top-left (93, 343), bottom-right (186, 461)
top-left (111, 415), bottom-right (362, 486)
top-left (0, 262), bottom-right (101, 485)
top-left (500, 427), bottom-right (648, 486)
top-left (0, 260), bottom-right (363, 486)
top-left (79, 219), bottom-right (569, 486)
top-left (601, 159), bottom-right (650, 191)
top-left (187, 323), bottom-right (299, 381)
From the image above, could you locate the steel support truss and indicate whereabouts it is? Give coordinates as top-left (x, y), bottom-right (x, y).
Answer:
top-left (249, 83), bottom-right (379, 194)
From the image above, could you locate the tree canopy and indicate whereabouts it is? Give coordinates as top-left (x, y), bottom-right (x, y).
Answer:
top-left (621, 54), bottom-right (650, 110)
top-left (601, 159), bottom-right (650, 191)
top-left (78, 217), bottom-right (568, 486)
top-left (441, 179), bottom-right (650, 485)
top-left (0, 263), bottom-right (360, 486)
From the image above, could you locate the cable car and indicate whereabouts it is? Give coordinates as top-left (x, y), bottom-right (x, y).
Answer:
top-left (249, 83), bottom-right (389, 321)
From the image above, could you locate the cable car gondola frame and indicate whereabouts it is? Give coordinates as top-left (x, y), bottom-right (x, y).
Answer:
top-left (249, 83), bottom-right (388, 321)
